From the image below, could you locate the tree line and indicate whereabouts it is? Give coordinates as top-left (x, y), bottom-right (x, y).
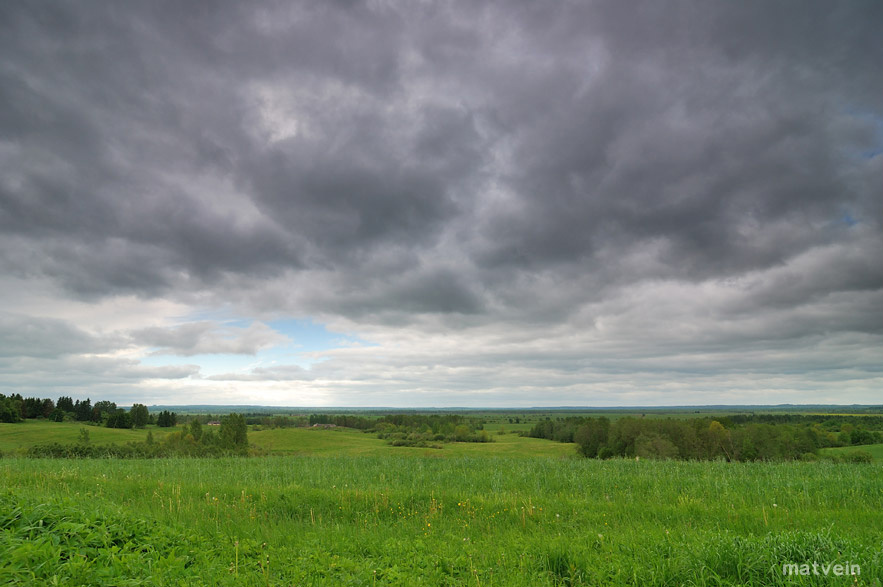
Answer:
top-left (27, 413), bottom-right (250, 458)
top-left (0, 393), bottom-right (179, 430)
top-left (526, 415), bottom-right (883, 461)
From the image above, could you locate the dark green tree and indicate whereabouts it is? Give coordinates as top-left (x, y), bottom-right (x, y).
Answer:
top-left (57, 396), bottom-right (75, 413)
top-left (0, 395), bottom-right (21, 423)
top-left (93, 401), bottom-right (117, 422)
top-left (574, 417), bottom-right (610, 458)
top-left (219, 413), bottom-right (248, 449)
top-left (105, 409), bottom-right (133, 429)
top-left (40, 398), bottom-right (55, 418)
top-left (188, 418), bottom-right (203, 441)
top-left (156, 410), bottom-right (177, 427)
top-left (130, 403), bottom-right (149, 428)
top-left (22, 397), bottom-right (44, 419)
top-left (74, 398), bottom-right (94, 422)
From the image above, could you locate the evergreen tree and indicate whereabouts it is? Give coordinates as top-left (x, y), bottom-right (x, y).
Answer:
top-left (57, 396), bottom-right (74, 413)
top-left (156, 410), bottom-right (177, 427)
top-left (74, 398), bottom-right (94, 422)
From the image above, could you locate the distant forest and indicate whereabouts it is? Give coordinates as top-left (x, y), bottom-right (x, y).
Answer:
top-left (4, 392), bottom-right (880, 461)
top-left (526, 414), bottom-right (883, 461)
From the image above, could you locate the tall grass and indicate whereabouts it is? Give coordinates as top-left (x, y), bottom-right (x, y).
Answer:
top-left (2, 456), bottom-right (882, 585)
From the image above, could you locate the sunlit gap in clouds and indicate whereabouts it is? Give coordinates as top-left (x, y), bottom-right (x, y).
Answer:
top-left (138, 317), bottom-right (373, 377)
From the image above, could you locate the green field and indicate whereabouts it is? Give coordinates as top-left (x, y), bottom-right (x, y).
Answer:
top-left (820, 443), bottom-right (883, 461)
top-left (0, 421), bottom-right (575, 459)
top-left (2, 421), bottom-right (883, 585)
top-left (0, 420), bottom-right (179, 453)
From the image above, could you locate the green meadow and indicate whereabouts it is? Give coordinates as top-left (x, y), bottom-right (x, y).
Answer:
top-left (820, 443), bottom-right (883, 461)
top-left (0, 420), bottom-right (180, 453)
top-left (2, 422), bottom-right (882, 585)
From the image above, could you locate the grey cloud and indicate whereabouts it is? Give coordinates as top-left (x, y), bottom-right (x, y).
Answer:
top-left (0, 313), bottom-right (113, 358)
top-left (133, 321), bottom-right (288, 356)
top-left (3, 1), bottom-right (878, 307)
top-left (0, 1), bottom-right (880, 404)
top-left (0, 354), bottom-right (199, 399)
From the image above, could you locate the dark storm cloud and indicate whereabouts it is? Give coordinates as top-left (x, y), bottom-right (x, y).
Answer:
top-left (0, 0), bottom-right (879, 326)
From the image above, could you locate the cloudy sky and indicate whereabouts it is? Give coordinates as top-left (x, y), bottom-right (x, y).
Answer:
top-left (1, 1), bottom-right (880, 407)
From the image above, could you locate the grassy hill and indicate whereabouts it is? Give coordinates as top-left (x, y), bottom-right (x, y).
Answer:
top-left (0, 421), bottom-right (575, 459)
top-left (0, 420), bottom-right (178, 453)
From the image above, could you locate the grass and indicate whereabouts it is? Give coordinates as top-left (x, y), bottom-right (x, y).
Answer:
top-left (0, 421), bottom-right (178, 453)
top-left (2, 455), bottom-right (882, 585)
top-left (250, 426), bottom-right (576, 458)
top-left (0, 421), bottom-right (576, 459)
top-left (820, 443), bottom-right (883, 462)
top-left (2, 420), bottom-right (882, 584)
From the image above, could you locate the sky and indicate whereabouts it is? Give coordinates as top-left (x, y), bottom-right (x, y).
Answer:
top-left (1, 1), bottom-right (880, 407)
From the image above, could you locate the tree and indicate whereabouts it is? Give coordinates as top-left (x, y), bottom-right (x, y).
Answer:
top-left (189, 418), bottom-right (203, 441)
top-left (40, 398), bottom-right (55, 418)
top-left (22, 397), bottom-right (44, 419)
top-left (219, 413), bottom-right (248, 449)
top-left (574, 417), bottom-right (610, 458)
top-left (130, 404), bottom-right (149, 428)
top-left (0, 395), bottom-right (21, 423)
top-left (635, 433), bottom-right (679, 459)
top-left (706, 421), bottom-right (733, 461)
top-left (105, 409), bottom-right (133, 429)
top-left (94, 400), bottom-right (117, 421)
top-left (57, 396), bottom-right (75, 413)
top-left (74, 398), bottom-right (94, 422)
top-left (156, 410), bottom-right (177, 427)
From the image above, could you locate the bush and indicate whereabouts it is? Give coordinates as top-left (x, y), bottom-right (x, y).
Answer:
top-left (843, 450), bottom-right (873, 463)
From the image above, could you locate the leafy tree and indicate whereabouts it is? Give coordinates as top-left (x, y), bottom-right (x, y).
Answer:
top-left (22, 397), bottom-right (45, 419)
top-left (219, 413), bottom-right (248, 449)
top-left (49, 408), bottom-right (67, 422)
top-left (706, 421), bottom-right (733, 461)
top-left (574, 417), bottom-right (610, 458)
top-left (93, 401), bottom-right (117, 422)
top-left (105, 409), bottom-right (133, 429)
top-left (130, 404), bottom-right (149, 428)
top-left (189, 418), bottom-right (203, 441)
top-left (635, 433), bottom-right (679, 459)
top-left (0, 395), bottom-right (21, 423)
